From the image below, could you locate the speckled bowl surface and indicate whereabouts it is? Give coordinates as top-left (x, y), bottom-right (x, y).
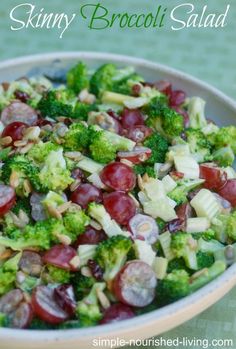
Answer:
top-left (0, 52), bottom-right (236, 349)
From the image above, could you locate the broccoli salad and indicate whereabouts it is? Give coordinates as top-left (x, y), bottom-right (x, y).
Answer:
top-left (0, 62), bottom-right (235, 330)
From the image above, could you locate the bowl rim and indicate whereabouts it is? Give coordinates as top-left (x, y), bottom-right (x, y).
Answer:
top-left (0, 51), bottom-right (236, 343)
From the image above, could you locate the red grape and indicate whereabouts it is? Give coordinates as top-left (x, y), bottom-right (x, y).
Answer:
top-left (117, 147), bottom-right (152, 164)
top-left (11, 302), bottom-right (33, 329)
top-left (71, 168), bottom-right (86, 183)
top-left (200, 163), bottom-right (227, 190)
top-left (70, 183), bottom-right (102, 209)
top-left (103, 191), bottom-right (136, 225)
top-left (100, 303), bottom-right (135, 324)
top-left (19, 251), bottom-right (43, 276)
top-left (0, 289), bottom-right (24, 314)
top-left (2, 121), bottom-right (28, 145)
top-left (113, 261), bottom-right (157, 307)
top-left (54, 284), bottom-right (76, 316)
top-left (217, 179), bottom-right (236, 207)
top-left (32, 286), bottom-right (69, 324)
top-left (0, 185), bottom-right (16, 216)
top-left (1, 101), bottom-right (38, 126)
top-left (74, 226), bottom-right (107, 247)
top-left (42, 245), bottom-right (78, 271)
top-left (128, 214), bottom-right (159, 244)
top-left (14, 90), bottom-right (30, 103)
top-left (100, 162), bottom-right (136, 192)
top-left (153, 80), bottom-right (172, 96)
top-left (169, 90), bottom-right (186, 107)
top-left (120, 108), bottom-right (144, 129)
top-left (88, 259), bottom-right (104, 281)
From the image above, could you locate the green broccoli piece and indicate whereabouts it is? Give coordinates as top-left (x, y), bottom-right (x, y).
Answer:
top-left (63, 209), bottom-right (90, 242)
top-left (39, 149), bottom-right (73, 191)
top-left (196, 251), bottom-right (214, 269)
top-left (45, 265), bottom-right (71, 284)
top-left (168, 186), bottom-right (188, 205)
top-left (89, 129), bottom-right (117, 164)
top-left (0, 269), bottom-right (16, 295)
top-left (0, 313), bottom-right (9, 327)
top-left (95, 235), bottom-right (132, 281)
top-left (28, 141), bottom-right (60, 164)
top-left (145, 97), bottom-right (184, 138)
top-left (11, 197), bottom-right (31, 216)
top-left (143, 133), bottom-right (169, 165)
top-left (198, 238), bottom-right (225, 254)
top-left (212, 146), bottom-right (235, 167)
top-left (37, 90), bottom-right (74, 119)
top-left (88, 125), bottom-right (135, 163)
top-left (157, 269), bottom-right (190, 305)
top-left (1, 154), bottom-right (43, 194)
top-left (192, 229), bottom-right (216, 241)
top-left (133, 164), bottom-right (156, 178)
top-left (186, 128), bottom-right (213, 163)
top-left (29, 318), bottom-right (57, 330)
top-left (72, 102), bottom-right (97, 121)
top-left (112, 71), bottom-right (143, 95)
top-left (213, 126), bottom-right (236, 154)
top-left (63, 122), bottom-right (90, 151)
top-left (90, 64), bottom-right (117, 96)
top-left (0, 218), bottom-right (63, 250)
top-left (76, 283), bottom-right (105, 327)
top-left (67, 62), bottom-right (89, 94)
top-left (171, 233), bottom-right (198, 270)
top-left (72, 273), bottom-right (96, 300)
top-left (0, 147), bottom-right (11, 161)
top-left (59, 320), bottom-right (81, 329)
top-left (167, 258), bottom-right (188, 273)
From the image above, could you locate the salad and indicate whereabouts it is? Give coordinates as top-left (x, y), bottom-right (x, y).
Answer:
top-left (0, 61), bottom-right (236, 330)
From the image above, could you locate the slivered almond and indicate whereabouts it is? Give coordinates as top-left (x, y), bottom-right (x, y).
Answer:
top-left (56, 233), bottom-right (71, 246)
top-left (89, 219), bottom-right (102, 230)
top-left (79, 89), bottom-right (96, 104)
top-left (0, 249), bottom-right (12, 260)
top-left (70, 179), bottom-right (81, 192)
top-left (23, 179), bottom-right (32, 195)
top-left (64, 151), bottom-right (83, 161)
top-left (96, 289), bottom-right (111, 309)
top-left (137, 174), bottom-right (144, 191)
top-left (81, 266), bottom-right (92, 277)
top-left (19, 142), bottom-right (34, 154)
top-left (46, 205), bottom-right (62, 219)
top-left (9, 211), bottom-right (26, 228)
top-left (18, 209), bottom-right (30, 225)
top-left (14, 140), bottom-right (28, 147)
top-left (23, 126), bottom-right (40, 141)
top-left (0, 136), bottom-right (12, 146)
top-left (120, 159), bottom-right (133, 167)
top-left (128, 193), bottom-right (140, 208)
top-left (10, 171), bottom-right (20, 188)
top-left (190, 268), bottom-right (208, 282)
top-left (57, 201), bottom-right (71, 214)
top-left (69, 256), bottom-right (80, 269)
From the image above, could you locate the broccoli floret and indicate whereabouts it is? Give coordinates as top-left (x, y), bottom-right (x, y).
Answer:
top-left (76, 283), bottom-right (105, 326)
top-left (0, 269), bottom-right (16, 295)
top-left (112, 72), bottom-right (143, 95)
top-left (72, 102), bottom-right (97, 120)
top-left (171, 233), bottom-right (198, 270)
top-left (45, 265), bottom-right (71, 284)
top-left (39, 149), bottom-right (73, 191)
top-left (0, 313), bottom-right (8, 327)
top-left (63, 209), bottom-right (90, 242)
top-left (29, 318), bottom-right (57, 330)
top-left (89, 129), bottom-right (117, 164)
top-left (88, 125), bottom-right (135, 163)
top-left (196, 251), bottom-right (214, 269)
top-left (212, 146), bottom-right (235, 167)
top-left (0, 218), bottom-right (63, 250)
top-left (133, 164), bottom-right (156, 178)
top-left (37, 90), bottom-right (73, 119)
top-left (59, 321), bottom-right (81, 329)
top-left (90, 64), bottom-right (117, 97)
top-left (186, 128), bottom-right (213, 163)
top-left (67, 62), bottom-right (89, 94)
top-left (168, 186), bottom-right (188, 206)
top-left (157, 269), bottom-right (190, 305)
top-left (63, 123), bottom-right (90, 151)
top-left (213, 126), bottom-right (236, 154)
top-left (28, 141), bottom-right (60, 164)
top-left (1, 155), bottom-right (43, 194)
top-left (212, 212), bottom-right (236, 242)
top-left (143, 133), bottom-right (169, 165)
top-left (95, 235), bottom-right (132, 281)
top-left (187, 97), bottom-right (207, 129)
top-left (192, 229), bottom-right (216, 241)
top-left (0, 147), bottom-right (11, 161)
top-left (145, 97), bottom-right (184, 138)
top-left (11, 197), bottom-right (31, 216)
top-left (167, 258), bottom-right (188, 273)
top-left (72, 273), bottom-right (96, 300)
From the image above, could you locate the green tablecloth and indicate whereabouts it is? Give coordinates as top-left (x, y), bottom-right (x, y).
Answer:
top-left (0, 0), bottom-right (236, 347)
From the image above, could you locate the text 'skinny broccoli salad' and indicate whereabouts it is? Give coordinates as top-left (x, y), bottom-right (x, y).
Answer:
top-left (0, 62), bottom-right (235, 329)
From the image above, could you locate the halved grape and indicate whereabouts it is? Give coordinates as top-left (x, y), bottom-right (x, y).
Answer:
top-left (0, 185), bottom-right (16, 216)
top-left (100, 303), bottom-right (135, 324)
top-left (70, 183), bottom-right (103, 209)
top-left (42, 245), bottom-right (77, 271)
top-left (100, 162), bottom-right (136, 192)
top-left (103, 191), bottom-right (136, 225)
top-left (128, 214), bottom-right (159, 244)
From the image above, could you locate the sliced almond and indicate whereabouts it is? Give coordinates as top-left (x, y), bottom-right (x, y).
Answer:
top-left (69, 255), bottom-right (80, 269)
top-left (89, 219), bottom-right (102, 231)
top-left (64, 151), bottom-right (83, 161)
top-left (57, 201), bottom-right (72, 214)
top-left (0, 136), bottom-right (12, 146)
top-left (120, 159), bottom-right (134, 167)
top-left (128, 193), bottom-right (140, 208)
top-left (0, 248), bottom-right (13, 260)
top-left (19, 142), bottom-right (34, 154)
top-left (18, 209), bottom-right (30, 225)
top-left (70, 179), bottom-right (81, 192)
top-left (79, 89), bottom-right (96, 104)
top-left (190, 268), bottom-right (208, 282)
top-left (14, 140), bottom-right (28, 147)
top-left (46, 205), bottom-right (62, 219)
top-left (23, 126), bottom-right (40, 141)
top-left (137, 174), bottom-right (144, 191)
top-left (56, 233), bottom-right (71, 246)
top-left (96, 289), bottom-right (111, 309)
top-left (23, 179), bottom-right (32, 195)
top-left (10, 170), bottom-right (20, 188)
top-left (81, 266), bottom-right (92, 277)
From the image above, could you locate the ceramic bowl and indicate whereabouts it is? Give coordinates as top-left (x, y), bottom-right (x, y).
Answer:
top-left (0, 52), bottom-right (236, 349)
